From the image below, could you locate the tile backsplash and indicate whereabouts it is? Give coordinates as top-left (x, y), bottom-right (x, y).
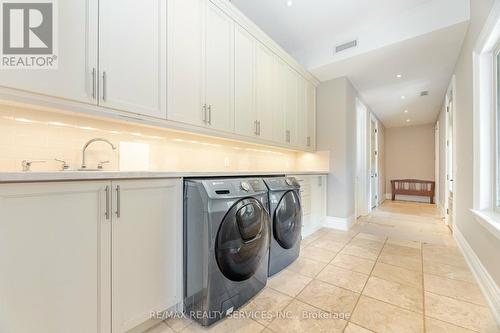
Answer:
top-left (0, 103), bottom-right (329, 173)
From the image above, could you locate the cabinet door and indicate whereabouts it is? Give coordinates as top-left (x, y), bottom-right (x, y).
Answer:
top-left (167, 0), bottom-right (205, 126)
top-left (0, 1), bottom-right (98, 104)
top-left (310, 176), bottom-right (327, 223)
top-left (0, 181), bottom-right (111, 333)
top-left (205, 2), bottom-right (234, 132)
top-left (234, 26), bottom-right (257, 137)
top-left (99, 0), bottom-right (166, 118)
top-left (111, 179), bottom-right (182, 332)
top-left (255, 42), bottom-right (275, 141)
top-left (306, 82), bottom-right (317, 150)
top-left (297, 76), bottom-right (308, 148)
top-left (285, 66), bottom-right (298, 146)
top-left (272, 58), bottom-right (287, 144)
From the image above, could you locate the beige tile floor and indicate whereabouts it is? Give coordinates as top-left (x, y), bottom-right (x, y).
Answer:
top-left (151, 201), bottom-right (499, 333)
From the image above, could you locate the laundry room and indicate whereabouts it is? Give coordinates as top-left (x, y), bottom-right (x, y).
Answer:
top-left (2, 0), bottom-right (500, 332)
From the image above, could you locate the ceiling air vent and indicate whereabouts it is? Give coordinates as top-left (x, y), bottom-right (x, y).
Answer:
top-left (335, 40), bottom-right (358, 53)
top-left (420, 91), bottom-right (429, 97)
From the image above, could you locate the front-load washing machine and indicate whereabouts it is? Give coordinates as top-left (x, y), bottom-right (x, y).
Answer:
top-left (183, 178), bottom-right (270, 326)
top-left (263, 177), bottom-right (302, 276)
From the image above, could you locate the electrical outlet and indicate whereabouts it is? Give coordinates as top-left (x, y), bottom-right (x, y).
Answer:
top-left (224, 157), bottom-right (231, 168)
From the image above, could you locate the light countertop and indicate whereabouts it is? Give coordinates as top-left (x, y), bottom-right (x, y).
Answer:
top-left (0, 170), bottom-right (329, 183)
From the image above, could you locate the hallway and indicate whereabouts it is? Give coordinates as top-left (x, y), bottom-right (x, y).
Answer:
top-left (357, 201), bottom-right (454, 246)
top-left (158, 201), bottom-right (499, 333)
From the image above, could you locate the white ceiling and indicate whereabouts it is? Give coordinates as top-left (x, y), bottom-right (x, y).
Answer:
top-left (312, 22), bottom-right (468, 128)
top-left (230, 0), bottom-right (470, 128)
top-left (230, 0), bottom-right (434, 55)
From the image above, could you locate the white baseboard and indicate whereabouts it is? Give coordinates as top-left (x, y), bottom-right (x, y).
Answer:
top-left (454, 227), bottom-right (500, 326)
top-left (322, 215), bottom-right (355, 231)
top-left (302, 222), bottom-right (323, 239)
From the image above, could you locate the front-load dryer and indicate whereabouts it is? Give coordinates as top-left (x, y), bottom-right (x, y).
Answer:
top-left (183, 178), bottom-right (271, 326)
top-left (263, 177), bottom-right (302, 277)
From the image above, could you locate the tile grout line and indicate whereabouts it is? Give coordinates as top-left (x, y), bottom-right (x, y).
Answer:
top-left (263, 229), bottom-right (355, 332)
top-left (344, 235), bottom-right (388, 331)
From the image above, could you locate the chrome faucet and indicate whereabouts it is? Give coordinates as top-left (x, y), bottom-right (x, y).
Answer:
top-left (81, 138), bottom-right (117, 169)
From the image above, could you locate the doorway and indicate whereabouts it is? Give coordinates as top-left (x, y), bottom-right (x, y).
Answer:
top-left (370, 116), bottom-right (379, 209)
top-left (355, 99), bottom-right (369, 217)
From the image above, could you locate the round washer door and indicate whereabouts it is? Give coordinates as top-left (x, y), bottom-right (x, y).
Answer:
top-left (215, 198), bottom-right (270, 282)
top-left (273, 190), bottom-right (302, 249)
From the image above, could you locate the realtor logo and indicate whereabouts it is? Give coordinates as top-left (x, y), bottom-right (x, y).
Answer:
top-left (1, 0), bottom-right (58, 69)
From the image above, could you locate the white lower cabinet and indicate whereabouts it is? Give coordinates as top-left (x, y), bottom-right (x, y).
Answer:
top-left (294, 175), bottom-right (327, 238)
top-left (0, 179), bottom-right (182, 333)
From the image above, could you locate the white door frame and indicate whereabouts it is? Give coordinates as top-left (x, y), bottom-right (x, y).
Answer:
top-left (444, 76), bottom-right (456, 227)
top-left (435, 120), bottom-right (440, 206)
top-left (355, 99), bottom-right (370, 217)
top-left (369, 114), bottom-right (379, 210)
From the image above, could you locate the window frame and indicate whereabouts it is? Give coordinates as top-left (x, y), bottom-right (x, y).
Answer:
top-left (495, 44), bottom-right (500, 212)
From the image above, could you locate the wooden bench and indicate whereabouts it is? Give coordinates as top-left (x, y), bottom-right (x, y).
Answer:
top-left (391, 179), bottom-right (435, 204)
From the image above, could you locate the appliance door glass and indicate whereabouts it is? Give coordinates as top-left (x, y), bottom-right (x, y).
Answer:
top-left (215, 198), bottom-right (270, 282)
top-left (273, 190), bottom-right (302, 249)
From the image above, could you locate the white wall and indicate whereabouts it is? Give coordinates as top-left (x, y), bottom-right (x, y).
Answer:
top-left (317, 77), bottom-right (357, 221)
top-left (451, 0), bottom-right (500, 285)
top-left (385, 124), bottom-right (436, 197)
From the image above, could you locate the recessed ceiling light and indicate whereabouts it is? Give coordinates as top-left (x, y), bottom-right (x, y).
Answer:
top-left (401, 95), bottom-right (406, 100)
top-left (404, 110), bottom-right (408, 113)
top-left (406, 119), bottom-right (411, 123)
top-left (285, 0), bottom-right (293, 7)
top-left (396, 74), bottom-right (402, 78)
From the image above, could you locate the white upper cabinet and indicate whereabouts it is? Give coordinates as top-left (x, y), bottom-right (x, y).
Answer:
top-left (167, 0), bottom-right (206, 126)
top-left (234, 26), bottom-right (256, 137)
top-left (0, 0), bottom-right (98, 104)
top-left (99, 0), bottom-right (167, 118)
top-left (255, 42), bottom-right (275, 141)
top-left (205, 2), bottom-right (234, 132)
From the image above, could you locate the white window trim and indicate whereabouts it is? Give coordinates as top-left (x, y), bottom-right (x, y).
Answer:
top-left (472, 0), bottom-right (500, 240)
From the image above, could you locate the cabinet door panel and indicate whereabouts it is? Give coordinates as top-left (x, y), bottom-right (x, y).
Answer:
top-left (112, 179), bottom-right (182, 333)
top-left (272, 59), bottom-right (287, 144)
top-left (99, 0), bottom-right (166, 118)
top-left (285, 67), bottom-right (298, 146)
top-left (234, 26), bottom-right (256, 137)
top-left (0, 182), bottom-right (110, 333)
top-left (205, 2), bottom-right (234, 132)
top-left (0, 0), bottom-right (98, 104)
top-left (306, 82), bottom-right (317, 150)
top-left (297, 77), bottom-right (308, 148)
top-left (167, 0), bottom-right (205, 126)
top-left (255, 43), bottom-right (274, 141)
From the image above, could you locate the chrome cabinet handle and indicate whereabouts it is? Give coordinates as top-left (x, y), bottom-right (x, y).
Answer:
top-left (257, 121), bottom-right (261, 136)
top-left (102, 71), bottom-right (107, 102)
top-left (92, 68), bottom-right (96, 100)
top-left (208, 105), bottom-right (212, 125)
top-left (105, 186), bottom-right (110, 220)
top-left (115, 185), bottom-right (121, 218)
top-left (202, 104), bottom-right (207, 123)
top-left (286, 130), bottom-right (291, 143)
top-left (307, 136), bottom-right (311, 147)
top-left (254, 120), bottom-right (258, 135)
